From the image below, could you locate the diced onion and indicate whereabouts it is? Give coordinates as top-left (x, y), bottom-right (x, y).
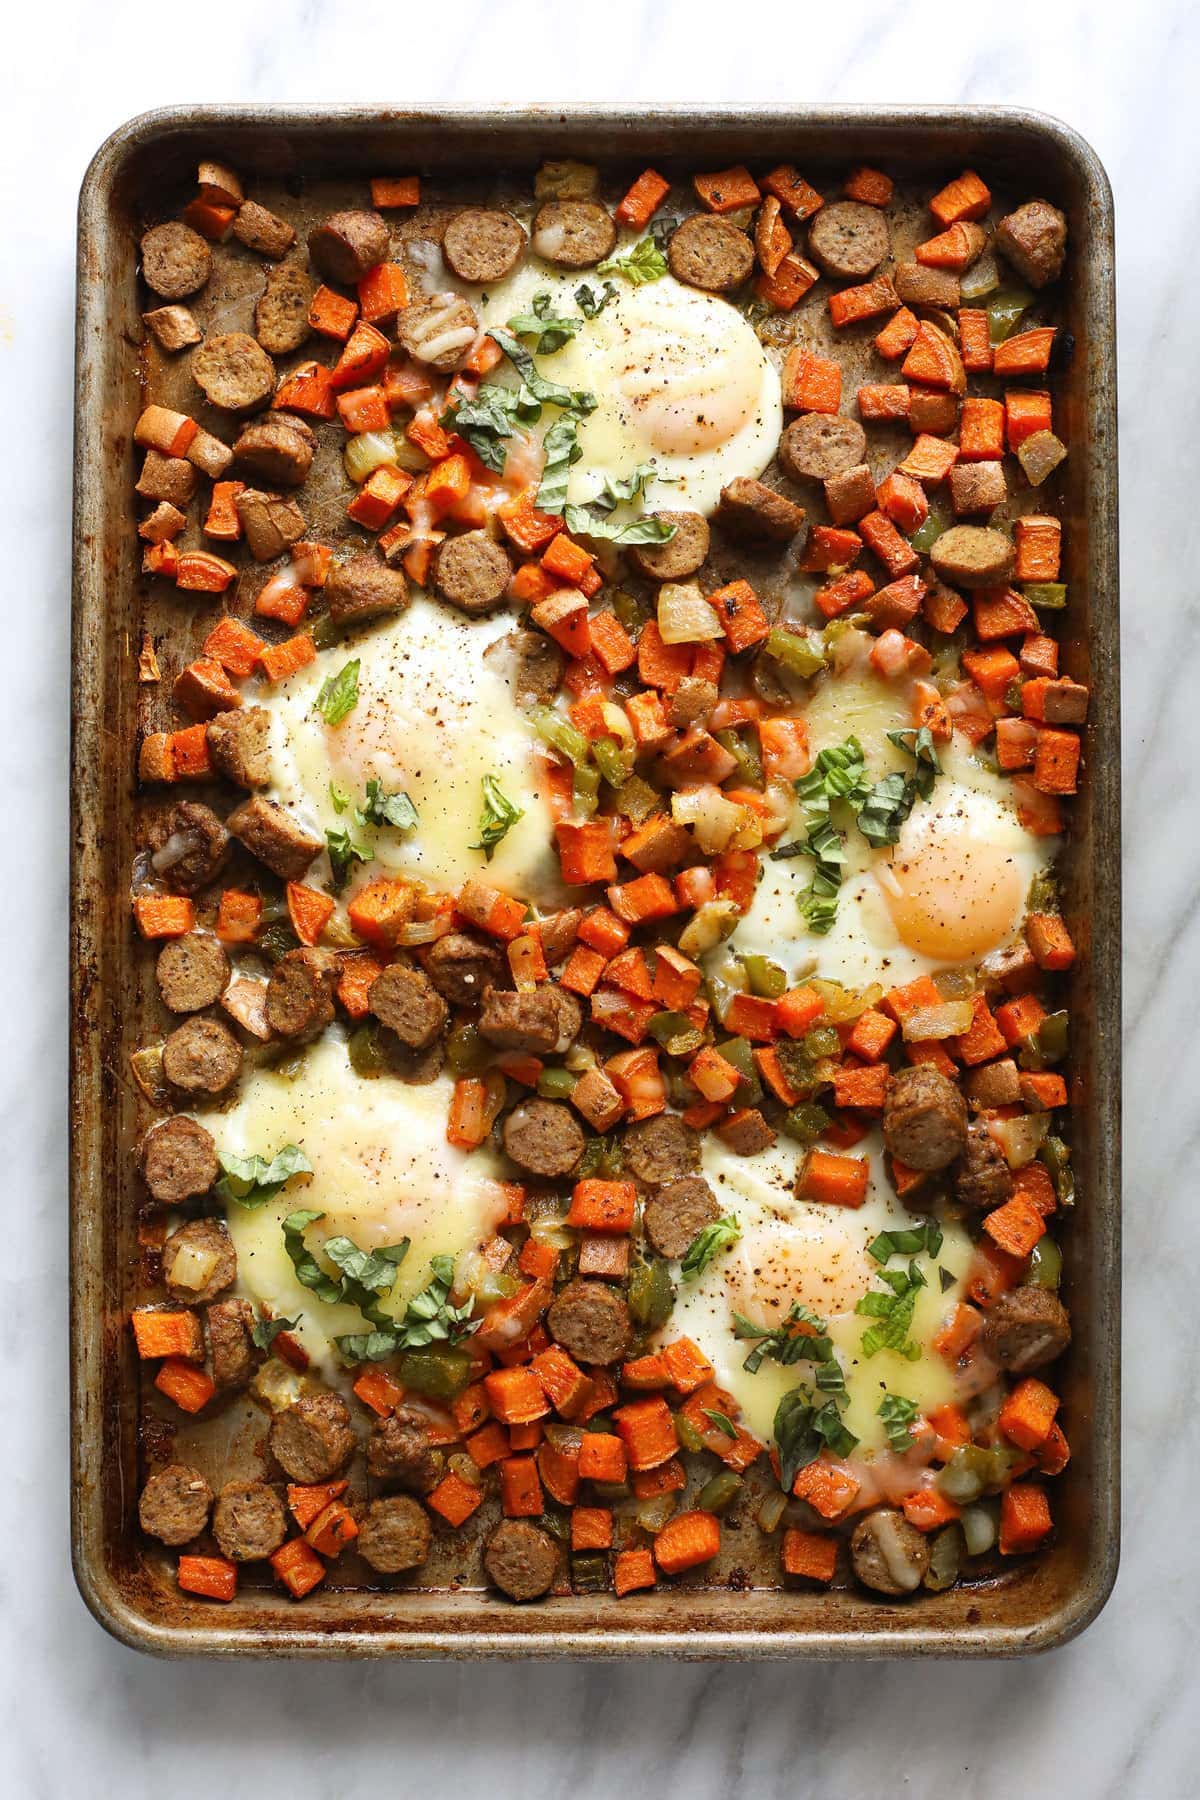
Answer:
top-left (672, 786), bottom-right (744, 854)
top-left (251, 1361), bottom-right (305, 1413)
top-left (960, 250), bottom-right (1001, 300)
top-left (657, 582), bottom-right (723, 644)
top-left (635, 1495), bottom-right (679, 1534)
top-left (397, 916), bottom-right (452, 946)
top-left (960, 1502), bottom-right (998, 1555)
top-left (988, 1112), bottom-right (1050, 1168)
top-left (901, 1000), bottom-right (975, 1042)
top-left (678, 898), bottom-right (741, 958)
top-left (167, 1244), bottom-right (219, 1292)
top-left (343, 430), bottom-right (402, 485)
top-left (757, 1490), bottom-right (789, 1534)
top-left (810, 978), bottom-right (882, 1023)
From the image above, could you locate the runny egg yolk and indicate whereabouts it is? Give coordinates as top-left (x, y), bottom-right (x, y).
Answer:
top-left (876, 786), bottom-right (1027, 960)
top-left (611, 284), bottom-right (762, 456)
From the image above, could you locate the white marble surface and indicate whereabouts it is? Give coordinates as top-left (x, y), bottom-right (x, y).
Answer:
top-left (6, 3), bottom-right (1197, 1793)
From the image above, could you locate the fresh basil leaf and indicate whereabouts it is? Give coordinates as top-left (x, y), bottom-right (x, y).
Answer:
top-left (536, 414), bottom-right (583, 514)
top-left (444, 385), bottom-right (523, 473)
top-left (702, 1408), bottom-right (738, 1440)
top-left (325, 826), bottom-right (370, 892)
top-left (329, 780), bottom-right (351, 815)
top-left (561, 504), bottom-right (678, 546)
top-left (856, 1260), bottom-right (927, 1360)
top-left (878, 1391), bottom-right (920, 1453)
top-left (597, 236), bottom-right (669, 285)
top-left (648, 217), bottom-right (679, 252)
top-left (575, 280), bottom-right (618, 318)
top-left (888, 726), bottom-right (941, 800)
top-left (489, 329), bottom-right (596, 416)
top-left (281, 1210), bottom-right (343, 1305)
top-left (360, 778), bottom-right (419, 833)
top-left (251, 1311), bottom-right (301, 1352)
top-left (472, 773), bottom-right (524, 860)
top-left (868, 1221), bottom-right (943, 1264)
top-left (314, 659), bottom-right (360, 726)
top-left (507, 292), bottom-right (580, 354)
top-left (939, 1265), bottom-right (956, 1293)
top-left (773, 1386), bottom-right (857, 1490)
top-left (681, 1214), bottom-right (741, 1282)
top-left (215, 1144), bottom-right (312, 1210)
top-left (733, 1301), bottom-right (844, 1381)
top-left (857, 769), bottom-right (914, 848)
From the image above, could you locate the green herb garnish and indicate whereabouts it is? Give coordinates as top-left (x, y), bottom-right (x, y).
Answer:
top-left (575, 280), bottom-right (619, 318)
top-left (336, 1253), bottom-right (478, 1364)
top-left (472, 774), bottom-right (524, 860)
top-left (702, 1408), bottom-right (738, 1440)
top-left (506, 292), bottom-right (581, 354)
top-left (282, 1209), bottom-right (410, 1325)
top-left (325, 826), bottom-right (370, 891)
top-left (867, 1220), bottom-right (943, 1264)
top-left (774, 1385), bottom-right (860, 1491)
top-left (215, 1144), bottom-right (311, 1210)
top-left (314, 659), bottom-right (360, 726)
top-left (536, 414), bottom-right (584, 514)
top-left (597, 236), bottom-right (669, 285)
top-left (251, 1311), bottom-right (301, 1352)
top-left (878, 1391), bottom-right (920, 1453)
top-left (360, 778), bottom-right (419, 833)
top-left (681, 1215), bottom-right (741, 1282)
top-left (856, 1259), bottom-right (927, 1360)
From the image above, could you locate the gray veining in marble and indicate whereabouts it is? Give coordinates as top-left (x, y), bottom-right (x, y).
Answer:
top-left (6, 3), bottom-right (1199, 1794)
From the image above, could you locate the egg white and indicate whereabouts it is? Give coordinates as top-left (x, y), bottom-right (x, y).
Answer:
top-left (477, 265), bottom-right (782, 518)
top-left (258, 595), bottom-right (560, 904)
top-left (205, 1033), bottom-right (510, 1375)
top-left (665, 1129), bottom-right (972, 1449)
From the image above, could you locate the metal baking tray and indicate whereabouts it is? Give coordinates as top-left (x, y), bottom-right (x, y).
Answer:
top-left (71, 103), bottom-right (1119, 1658)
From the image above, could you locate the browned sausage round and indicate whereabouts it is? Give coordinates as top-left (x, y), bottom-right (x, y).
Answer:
top-left (213, 1479), bottom-right (288, 1561)
top-left (627, 511), bottom-right (710, 581)
top-left (206, 707), bottom-right (272, 789)
top-left (882, 1065), bottom-right (967, 1172)
top-left (643, 1175), bottom-right (720, 1260)
top-left (307, 208), bottom-right (389, 284)
top-left (227, 795), bottom-right (323, 881)
top-left (668, 215), bottom-right (754, 292)
top-left (235, 488), bottom-right (307, 562)
top-left (162, 1018), bottom-right (244, 1097)
top-left (162, 1216), bottom-right (237, 1304)
top-left (482, 627), bottom-right (564, 706)
top-left (233, 200), bottom-right (296, 260)
top-left (531, 200), bottom-right (617, 268)
top-left (547, 1278), bottom-right (632, 1364)
top-left (255, 260), bottom-right (314, 355)
top-left (623, 1114), bottom-right (700, 1187)
top-left (267, 947), bottom-right (339, 1040)
top-left (930, 525), bottom-right (1015, 589)
top-left (479, 987), bottom-right (581, 1056)
top-left (715, 477), bottom-right (805, 543)
top-left (398, 293), bottom-right (479, 371)
top-left (141, 1115), bottom-right (219, 1202)
top-left (778, 414), bottom-right (867, 482)
top-left (269, 1392), bottom-right (357, 1483)
top-left (444, 209), bottom-right (527, 283)
top-left (422, 932), bottom-right (505, 1007)
top-left (435, 531), bottom-right (512, 615)
top-left (233, 413), bottom-right (316, 487)
top-left (152, 800), bottom-right (230, 895)
top-left (143, 304), bottom-right (202, 353)
top-left (849, 1509), bottom-right (930, 1595)
top-left (192, 333), bottom-right (276, 414)
top-left (138, 1462), bottom-right (213, 1545)
top-left (502, 1098), bottom-right (585, 1177)
top-left (359, 1495), bottom-right (433, 1573)
top-left (536, 909), bottom-right (582, 968)
top-left (368, 963), bottom-right (448, 1049)
top-left (955, 1120), bottom-right (1015, 1210)
top-left (995, 200), bottom-right (1067, 289)
top-left (808, 201), bottom-right (890, 280)
top-left (141, 222), bottom-right (212, 300)
top-left (893, 261), bottom-right (961, 311)
top-left (206, 1297), bottom-right (257, 1391)
top-left (156, 933), bottom-right (230, 1013)
top-left (366, 1407), bottom-right (441, 1492)
top-left (980, 1286), bottom-right (1071, 1373)
top-left (484, 1518), bottom-right (560, 1600)
top-left (325, 552), bottom-right (409, 626)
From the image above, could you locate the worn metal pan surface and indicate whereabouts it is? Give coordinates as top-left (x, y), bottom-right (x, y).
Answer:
top-left (71, 104), bottom-right (1119, 1658)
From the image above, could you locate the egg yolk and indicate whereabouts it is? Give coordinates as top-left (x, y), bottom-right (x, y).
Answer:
top-left (615, 290), bottom-right (761, 454)
top-left (726, 1217), bottom-right (878, 1323)
top-left (877, 797), bottom-right (1026, 959)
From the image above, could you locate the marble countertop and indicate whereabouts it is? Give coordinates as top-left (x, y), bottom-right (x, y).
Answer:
top-left (7, 3), bottom-right (1195, 1794)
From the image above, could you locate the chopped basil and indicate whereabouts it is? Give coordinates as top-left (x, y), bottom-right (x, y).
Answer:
top-left (856, 1259), bottom-right (927, 1360)
top-left (314, 658), bottom-right (360, 726)
top-left (443, 384), bottom-right (528, 473)
top-left (251, 1311), bottom-right (301, 1352)
top-left (867, 1220), bottom-right (943, 1264)
top-left (336, 1252), bottom-right (478, 1364)
top-left (575, 279), bottom-right (618, 318)
top-left (536, 414), bottom-right (583, 514)
top-left (597, 236), bottom-right (669, 285)
top-left (506, 291), bottom-right (581, 354)
top-left (702, 1408), bottom-right (738, 1440)
top-left (489, 328), bottom-right (596, 416)
top-left (329, 780), bottom-right (351, 814)
top-left (939, 1266), bottom-right (957, 1293)
top-left (789, 739), bottom-right (869, 933)
top-left (282, 1209), bottom-right (410, 1326)
top-left (360, 778), bottom-right (419, 833)
top-left (857, 728), bottom-right (942, 848)
top-left (325, 826), bottom-right (370, 892)
top-left (562, 504), bottom-right (677, 546)
top-left (774, 1385), bottom-right (859, 1491)
top-left (681, 1214), bottom-right (741, 1282)
top-left (878, 1391), bottom-right (920, 1453)
top-left (215, 1144), bottom-right (312, 1210)
top-left (733, 1302), bottom-right (844, 1393)
top-left (472, 773), bottom-right (524, 860)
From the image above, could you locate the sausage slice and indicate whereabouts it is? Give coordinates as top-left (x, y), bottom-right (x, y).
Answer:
top-left (206, 706), bottom-right (272, 789)
top-left (206, 1297), bottom-right (257, 1391)
top-left (141, 1115), bottom-right (219, 1202)
top-left (227, 796), bottom-right (322, 880)
top-left (307, 209), bottom-right (389, 284)
top-left (233, 201), bottom-right (296, 260)
top-left (368, 963), bottom-right (448, 1049)
top-left (443, 209), bottom-right (527, 283)
top-left (667, 215), bottom-right (754, 292)
top-left (479, 987), bottom-right (581, 1056)
top-left (255, 260), bottom-right (314, 355)
top-left (156, 932), bottom-right (230, 1013)
top-left (141, 222), bottom-right (211, 300)
top-left (623, 1114), bottom-right (700, 1186)
top-left (484, 1519), bottom-right (560, 1600)
top-left (715, 477), bottom-right (805, 543)
top-left (213, 1480), bottom-right (288, 1561)
top-left (235, 488), bottom-right (306, 562)
top-left (778, 414), bottom-right (867, 483)
top-left (850, 1509), bottom-right (930, 1595)
top-left (627, 512), bottom-right (710, 581)
top-left (531, 200), bottom-right (617, 268)
top-left (434, 531), bottom-right (512, 615)
top-left (162, 1217), bottom-right (237, 1304)
top-left (481, 629), bottom-right (564, 706)
top-left (894, 262), bottom-right (961, 311)
top-left (398, 294), bottom-right (479, 371)
top-left (808, 201), bottom-right (890, 280)
top-left (643, 1176), bottom-right (720, 1260)
top-left (269, 1392), bottom-right (357, 1483)
top-left (548, 1278), bottom-right (632, 1365)
top-left (139, 1463), bottom-right (214, 1546)
top-left (359, 1496), bottom-right (433, 1573)
top-left (162, 1018), bottom-right (244, 1097)
top-left (502, 1098), bottom-right (585, 1177)
top-left (981, 1287), bottom-right (1071, 1373)
top-left (930, 525), bottom-right (1015, 589)
top-left (192, 333), bottom-right (276, 414)
top-left (143, 305), bottom-right (202, 353)
top-left (326, 552), bottom-right (409, 626)
top-left (366, 1408), bottom-right (441, 1492)
top-left (422, 931), bottom-right (505, 1006)
top-left (267, 947), bottom-right (339, 1040)
top-left (994, 200), bottom-right (1067, 289)
top-left (233, 413), bottom-right (316, 488)
top-left (152, 800), bottom-right (230, 895)
top-left (882, 1065), bottom-right (966, 1172)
